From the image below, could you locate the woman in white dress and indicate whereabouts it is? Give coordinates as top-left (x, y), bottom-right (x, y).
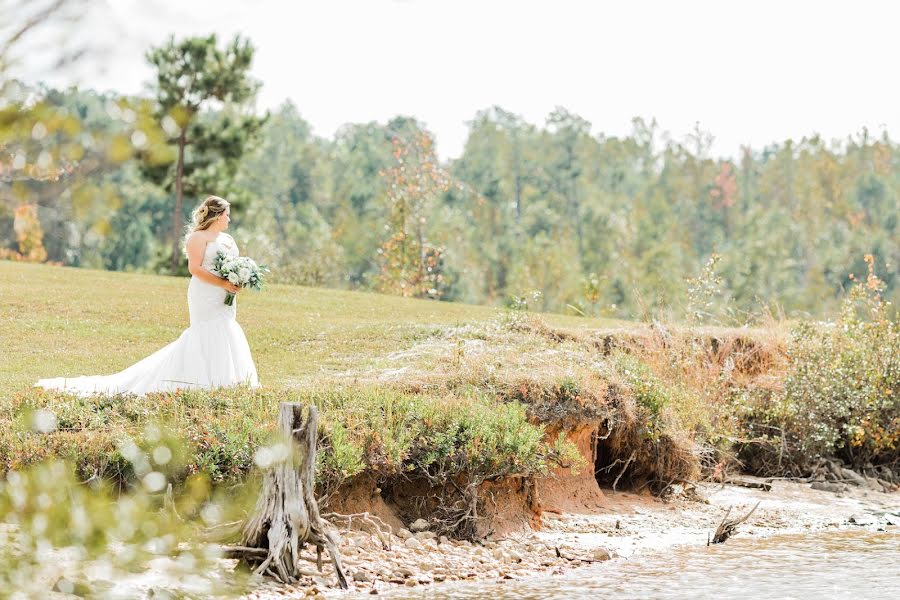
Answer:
top-left (36, 196), bottom-right (260, 397)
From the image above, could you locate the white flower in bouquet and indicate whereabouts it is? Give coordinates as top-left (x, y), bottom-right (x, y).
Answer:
top-left (211, 251), bottom-right (270, 306)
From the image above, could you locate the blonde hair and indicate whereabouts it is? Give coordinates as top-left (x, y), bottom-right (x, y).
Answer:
top-left (189, 196), bottom-right (230, 232)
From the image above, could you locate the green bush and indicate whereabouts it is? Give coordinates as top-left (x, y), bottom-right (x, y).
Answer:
top-left (607, 353), bottom-right (685, 438)
top-left (740, 256), bottom-right (899, 471)
top-left (310, 386), bottom-right (574, 489)
top-left (415, 396), bottom-right (549, 479)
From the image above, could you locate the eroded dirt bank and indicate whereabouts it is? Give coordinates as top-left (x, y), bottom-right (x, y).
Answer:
top-left (244, 388), bottom-right (900, 599)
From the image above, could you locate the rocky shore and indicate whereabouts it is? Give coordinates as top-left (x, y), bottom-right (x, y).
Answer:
top-left (244, 477), bottom-right (900, 599)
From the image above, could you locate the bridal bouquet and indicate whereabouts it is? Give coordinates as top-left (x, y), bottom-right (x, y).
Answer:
top-left (212, 252), bottom-right (269, 306)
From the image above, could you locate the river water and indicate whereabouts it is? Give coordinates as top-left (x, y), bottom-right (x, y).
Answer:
top-left (369, 528), bottom-right (899, 599)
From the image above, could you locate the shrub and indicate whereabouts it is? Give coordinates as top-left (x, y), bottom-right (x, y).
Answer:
top-left (310, 387), bottom-right (572, 486)
top-left (739, 255), bottom-right (899, 472)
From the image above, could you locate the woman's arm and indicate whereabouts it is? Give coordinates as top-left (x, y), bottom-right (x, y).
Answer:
top-left (186, 233), bottom-right (240, 293)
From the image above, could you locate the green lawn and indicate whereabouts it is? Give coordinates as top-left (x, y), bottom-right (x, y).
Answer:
top-left (0, 261), bottom-right (619, 398)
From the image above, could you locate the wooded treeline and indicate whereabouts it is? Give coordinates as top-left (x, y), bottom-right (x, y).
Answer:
top-left (2, 38), bottom-right (897, 321)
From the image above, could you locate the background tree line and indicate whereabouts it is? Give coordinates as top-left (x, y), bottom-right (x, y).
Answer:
top-left (2, 34), bottom-right (897, 321)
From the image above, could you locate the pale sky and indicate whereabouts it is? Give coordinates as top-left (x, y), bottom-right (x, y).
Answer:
top-left (12, 0), bottom-right (899, 160)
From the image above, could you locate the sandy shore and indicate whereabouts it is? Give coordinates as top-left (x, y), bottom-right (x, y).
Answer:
top-left (244, 477), bottom-right (900, 599)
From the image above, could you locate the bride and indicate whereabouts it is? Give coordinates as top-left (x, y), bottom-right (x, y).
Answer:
top-left (36, 196), bottom-right (260, 397)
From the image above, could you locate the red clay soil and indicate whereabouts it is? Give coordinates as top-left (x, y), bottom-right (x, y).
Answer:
top-left (536, 424), bottom-right (606, 516)
top-left (324, 424), bottom-right (613, 539)
top-left (323, 474), bottom-right (406, 532)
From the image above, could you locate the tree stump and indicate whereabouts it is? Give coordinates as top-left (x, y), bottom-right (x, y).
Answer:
top-left (240, 403), bottom-right (348, 588)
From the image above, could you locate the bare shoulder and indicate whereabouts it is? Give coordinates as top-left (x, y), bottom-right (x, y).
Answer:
top-left (185, 231), bottom-right (214, 250)
top-left (185, 231), bottom-right (214, 244)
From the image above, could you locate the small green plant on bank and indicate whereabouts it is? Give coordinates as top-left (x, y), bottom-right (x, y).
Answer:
top-left (608, 354), bottom-right (670, 438)
top-left (600, 351), bottom-right (705, 486)
top-left (685, 253), bottom-right (724, 324)
top-left (505, 290), bottom-right (543, 312)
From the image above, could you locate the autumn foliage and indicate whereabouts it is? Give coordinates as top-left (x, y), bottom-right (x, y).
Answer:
top-left (0, 204), bottom-right (47, 262)
top-left (376, 133), bottom-right (456, 298)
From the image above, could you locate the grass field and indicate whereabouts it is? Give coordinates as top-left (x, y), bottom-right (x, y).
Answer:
top-left (2, 260), bottom-right (894, 536)
top-left (0, 261), bottom-right (620, 398)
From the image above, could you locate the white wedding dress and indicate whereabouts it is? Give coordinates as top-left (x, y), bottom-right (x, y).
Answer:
top-left (36, 232), bottom-right (260, 397)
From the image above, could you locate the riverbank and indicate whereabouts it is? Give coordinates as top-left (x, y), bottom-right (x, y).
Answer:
top-left (2, 261), bottom-right (897, 597)
top-left (245, 478), bottom-right (899, 598)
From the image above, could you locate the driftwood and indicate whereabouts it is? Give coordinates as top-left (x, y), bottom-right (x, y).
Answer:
top-left (553, 546), bottom-right (605, 564)
top-left (709, 501), bottom-right (760, 544)
top-left (725, 477), bottom-right (773, 492)
top-left (236, 402), bottom-right (348, 588)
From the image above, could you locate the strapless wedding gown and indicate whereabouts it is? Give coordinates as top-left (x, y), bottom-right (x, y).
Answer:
top-left (35, 232), bottom-right (260, 397)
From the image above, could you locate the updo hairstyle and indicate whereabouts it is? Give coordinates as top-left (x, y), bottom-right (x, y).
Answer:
top-left (190, 196), bottom-right (230, 232)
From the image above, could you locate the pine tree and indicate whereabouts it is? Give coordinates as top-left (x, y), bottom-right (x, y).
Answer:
top-left (143, 34), bottom-right (265, 273)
